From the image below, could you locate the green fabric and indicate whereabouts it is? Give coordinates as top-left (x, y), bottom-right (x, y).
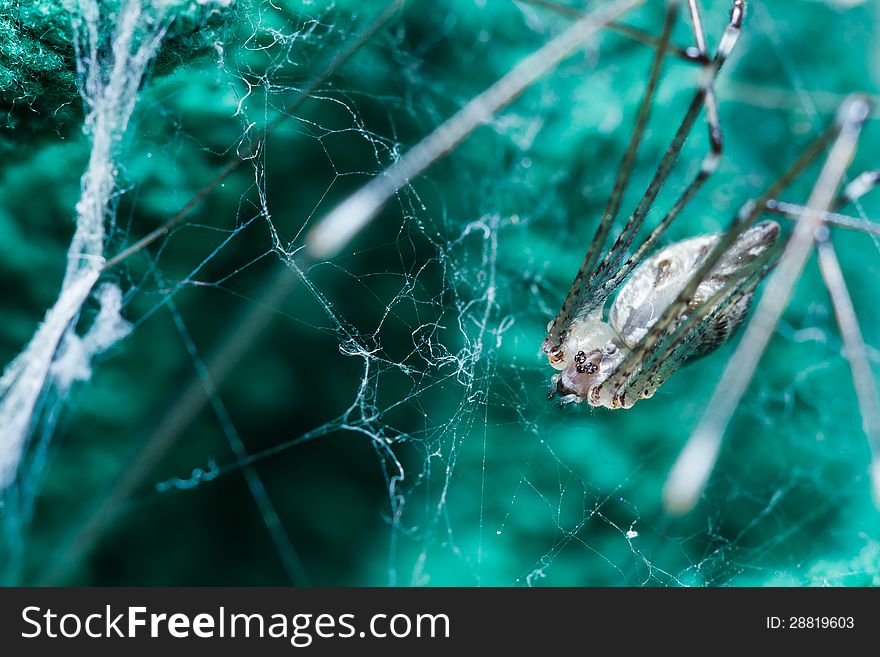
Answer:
top-left (1, 0), bottom-right (879, 587)
top-left (0, 0), bottom-right (234, 142)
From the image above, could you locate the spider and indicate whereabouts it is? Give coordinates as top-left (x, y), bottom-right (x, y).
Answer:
top-left (538, 0), bottom-right (880, 512)
top-left (301, 0), bottom-right (880, 514)
top-left (545, 219), bottom-right (780, 408)
top-left (542, 0), bottom-right (765, 408)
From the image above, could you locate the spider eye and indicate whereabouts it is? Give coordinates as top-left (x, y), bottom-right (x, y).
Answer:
top-left (576, 361), bottom-right (598, 375)
top-left (574, 351), bottom-right (595, 373)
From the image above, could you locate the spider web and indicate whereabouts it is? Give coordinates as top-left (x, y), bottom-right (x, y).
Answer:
top-left (2, 0), bottom-right (880, 586)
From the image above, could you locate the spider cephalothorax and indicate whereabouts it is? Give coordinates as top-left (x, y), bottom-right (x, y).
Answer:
top-left (549, 320), bottom-right (623, 401)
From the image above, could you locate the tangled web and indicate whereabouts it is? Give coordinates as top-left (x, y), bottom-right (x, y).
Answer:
top-left (1, 0), bottom-right (880, 586)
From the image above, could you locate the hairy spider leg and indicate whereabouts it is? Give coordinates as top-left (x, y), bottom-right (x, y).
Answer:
top-left (542, 1), bottom-right (679, 367)
top-left (544, 0), bottom-right (745, 365)
top-left (542, 2), bottom-right (678, 362)
top-left (588, 0), bottom-right (745, 305)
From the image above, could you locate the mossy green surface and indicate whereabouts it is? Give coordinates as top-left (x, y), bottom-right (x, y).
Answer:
top-left (1, 0), bottom-right (880, 587)
top-left (0, 0), bottom-right (236, 141)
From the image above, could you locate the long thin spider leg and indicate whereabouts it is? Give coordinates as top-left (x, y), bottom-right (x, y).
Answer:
top-left (606, 120), bottom-right (840, 411)
top-left (588, 0), bottom-right (744, 302)
top-left (518, 0), bottom-right (700, 62)
top-left (542, 1), bottom-right (677, 356)
top-left (836, 169), bottom-right (880, 209)
top-left (305, 0), bottom-right (645, 259)
top-left (663, 95), bottom-right (871, 515)
top-left (683, 0), bottom-right (722, 163)
top-left (764, 199), bottom-right (880, 237)
top-left (572, 1), bottom-right (678, 282)
top-left (685, 0), bottom-right (744, 162)
top-left (685, 0), bottom-right (709, 54)
top-left (589, 93), bottom-right (705, 292)
top-left (814, 228), bottom-right (880, 508)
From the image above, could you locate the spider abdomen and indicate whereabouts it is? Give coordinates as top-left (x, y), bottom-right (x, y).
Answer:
top-left (609, 220), bottom-right (779, 355)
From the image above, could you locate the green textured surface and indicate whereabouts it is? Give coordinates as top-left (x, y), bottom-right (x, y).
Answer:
top-left (1, 0), bottom-right (880, 587)
top-left (0, 0), bottom-right (235, 142)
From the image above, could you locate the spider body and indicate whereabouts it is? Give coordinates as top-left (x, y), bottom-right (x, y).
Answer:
top-left (533, 0), bottom-right (879, 512)
top-left (551, 220), bottom-right (779, 408)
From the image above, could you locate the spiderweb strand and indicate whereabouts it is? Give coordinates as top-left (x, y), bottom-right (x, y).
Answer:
top-left (0, 0), bottom-right (165, 488)
top-left (163, 290), bottom-right (309, 585)
top-left (39, 0), bottom-right (409, 586)
top-left (663, 95), bottom-right (871, 516)
top-left (103, 0), bottom-right (409, 273)
top-left (305, 0), bottom-right (645, 259)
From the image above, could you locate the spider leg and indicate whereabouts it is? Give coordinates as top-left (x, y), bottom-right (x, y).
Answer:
top-left (519, 0), bottom-right (699, 62)
top-left (543, 1), bottom-right (678, 355)
top-left (761, 166), bottom-right (880, 235)
top-left (764, 199), bottom-right (880, 237)
top-left (545, 1), bottom-right (748, 357)
top-left (685, 0), bottom-right (725, 162)
top-left (814, 228), bottom-right (880, 508)
top-left (604, 118), bottom-right (842, 414)
top-left (836, 169), bottom-right (880, 209)
top-left (663, 94), bottom-right (871, 515)
top-left (584, 0), bottom-right (746, 312)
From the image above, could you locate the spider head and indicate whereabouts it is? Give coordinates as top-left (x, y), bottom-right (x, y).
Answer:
top-left (547, 319), bottom-right (626, 404)
top-left (554, 349), bottom-right (604, 399)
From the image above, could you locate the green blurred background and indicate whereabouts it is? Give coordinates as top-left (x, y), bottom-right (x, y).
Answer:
top-left (1, 0), bottom-right (880, 586)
